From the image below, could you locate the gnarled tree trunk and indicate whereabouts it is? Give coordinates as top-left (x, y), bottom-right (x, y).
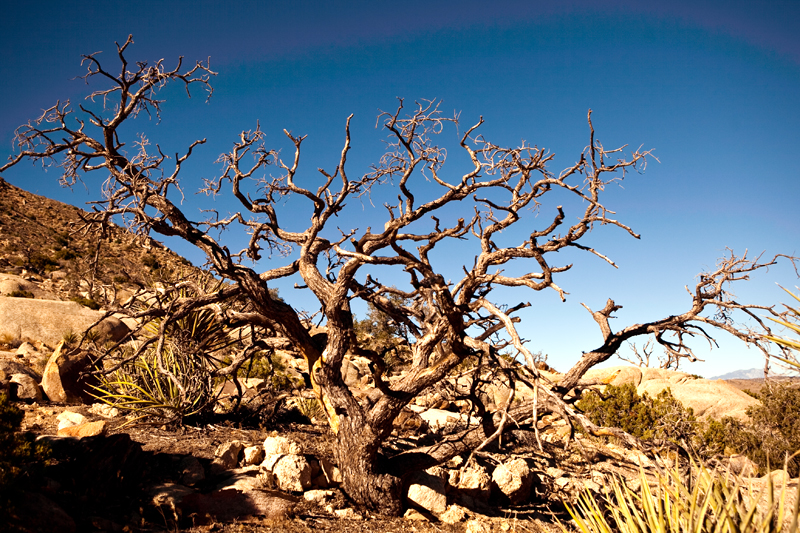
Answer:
top-left (334, 415), bottom-right (402, 515)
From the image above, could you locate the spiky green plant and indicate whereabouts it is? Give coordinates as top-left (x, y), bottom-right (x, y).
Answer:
top-left (294, 396), bottom-right (324, 421)
top-left (91, 342), bottom-right (216, 422)
top-left (764, 286), bottom-right (800, 373)
top-left (91, 282), bottom-right (241, 422)
top-left (561, 460), bottom-right (800, 533)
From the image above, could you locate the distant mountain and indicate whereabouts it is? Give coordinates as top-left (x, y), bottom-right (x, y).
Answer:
top-left (710, 368), bottom-right (777, 380)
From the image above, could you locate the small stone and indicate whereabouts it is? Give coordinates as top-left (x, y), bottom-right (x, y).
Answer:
top-left (465, 519), bottom-right (491, 533)
top-left (439, 504), bottom-right (468, 524)
top-left (57, 420), bottom-right (106, 437)
top-left (583, 479), bottom-right (601, 492)
top-left (242, 445), bottom-right (265, 465)
top-left (447, 455), bottom-right (464, 468)
top-left (403, 508), bottom-right (429, 521)
top-left (303, 489), bottom-right (335, 504)
top-left (178, 456), bottom-right (205, 486)
top-left (212, 441), bottom-right (244, 471)
top-left (89, 403), bottom-right (120, 418)
top-left (546, 467), bottom-right (565, 479)
top-left (334, 508), bottom-right (362, 519)
top-left (555, 477), bottom-right (570, 488)
top-left (56, 410), bottom-right (88, 430)
top-left (263, 435), bottom-right (301, 455)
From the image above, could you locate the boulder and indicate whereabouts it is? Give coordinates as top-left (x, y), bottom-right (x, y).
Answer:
top-left (314, 457), bottom-right (342, 487)
top-left (16, 342), bottom-right (37, 356)
top-left (637, 374), bottom-right (759, 421)
top-left (491, 458), bottom-right (533, 504)
top-left (8, 491), bottom-right (76, 533)
top-left (0, 297), bottom-right (129, 346)
top-left (0, 357), bottom-right (40, 380)
top-left (407, 468), bottom-right (447, 516)
top-left (10, 373), bottom-right (42, 401)
top-left (340, 355), bottom-right (371, 387)
top-left (728, 454), bottom-right (759, 477)
top-left (583, 365), bottom-right (643, 387)
top-left (0, 273), bottom-right (59, 300)
top-left (41, 342), bottom-right (95, 403)
top-left (263, 454), bottom-right (312, 492)
top-left (88, 316), bottom-right (130, 344)
top-left (452, 464), bottom-right (492, 501)
top-left (407, 405), bottom-right (480, 432)
top-left (215, 467), bottom-right (264, 492)
top-left (211, 441), bottom-right (244, 472)
top-left (263, 435), bottom-right (301, 455)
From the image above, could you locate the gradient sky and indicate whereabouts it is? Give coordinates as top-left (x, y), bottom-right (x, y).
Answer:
top-left (1, 1), bottom-right (798, 377)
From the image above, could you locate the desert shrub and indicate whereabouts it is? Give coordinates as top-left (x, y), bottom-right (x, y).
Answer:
top-left (0, 334), bottom-right (22, 349)
top-left (0, 394), bottom-right (50, 515)
top-left (718, 383), bottom-right (800, 477)
top-left (54, 232), bottom-right (70, 248)
top-left (562, 460), bottom-right (800, 533)
top-left (236, 351), bottom-right (303, 391)
top-left (70, 296), bottom-right (101, 310)
top-left (54, 247), bottom-right (78, 261)
top-left (28, 252), bottom-right (58, 272)
top-left (112, 274), bottom-right (129, 283)
top-left (140, 254), bottom-right (161, 270)
top-left (579, 381), bottom-right (800, 477)
top-left (7, 290), bottom-right (34, 299)
top-left (576, 383), bottom-right (698, 444)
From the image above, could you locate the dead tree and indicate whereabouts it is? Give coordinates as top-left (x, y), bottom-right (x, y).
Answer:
top-left (2, 36), bottom-right (795, 514)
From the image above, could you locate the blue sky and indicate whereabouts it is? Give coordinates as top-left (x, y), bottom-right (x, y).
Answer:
top-left (1, 1), bottom-right (798, 376)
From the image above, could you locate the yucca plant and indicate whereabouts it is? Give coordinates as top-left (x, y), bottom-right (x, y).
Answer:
top-left (763, 286), bottom-right (800, 373)
top-left (561, 459), bottom-right (800, 533)
top-left (92, 281), bottom-right (241, 423)
top-left (92, 342), bottom-right (216, 422)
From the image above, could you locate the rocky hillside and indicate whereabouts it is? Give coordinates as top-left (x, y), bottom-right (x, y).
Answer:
top-left (0, 176), bottom-right (201, 307)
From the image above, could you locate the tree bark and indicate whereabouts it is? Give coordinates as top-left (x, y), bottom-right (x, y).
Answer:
top-left (335, 415), bottom-right (402, 516)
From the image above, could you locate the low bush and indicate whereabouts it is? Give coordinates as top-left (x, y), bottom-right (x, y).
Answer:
top-left (711, 383), bottom-right (800, 477)
top-left (70, 296), bottom-right (101, 310)
top-left (0, 394), bottom-right (50, 516)
top-left (576, 383), bottom-right (698, 445)
top-left (54, 247), bottom-right (78, 261)
top-left (7, 290), bottom-right (34, 299)
top-left (28, 252), bottom-right (59, 273)
top-left (577, 381), bottom-right (800, 477)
